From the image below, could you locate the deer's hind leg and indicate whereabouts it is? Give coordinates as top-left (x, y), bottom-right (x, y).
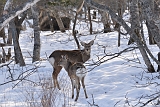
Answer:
top-left (75, 78), bottom-right (80, 101)
top-left (52, 66), bottom-right (62, 90)
top-left (70, 79), bottom-right (75, 99)
top-left (81, 77), bottom-right (88, 98)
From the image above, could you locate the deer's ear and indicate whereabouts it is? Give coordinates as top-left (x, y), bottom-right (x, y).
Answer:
top-left (89, 40), bottom-right (94, 46)
top-left (80, 41), bottom-right (85, 46)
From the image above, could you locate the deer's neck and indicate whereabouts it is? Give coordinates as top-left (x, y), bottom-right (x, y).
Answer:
top-left (81, 50), bottom-right (90, 63)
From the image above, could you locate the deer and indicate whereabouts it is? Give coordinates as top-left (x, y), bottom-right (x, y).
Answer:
top-left (58, 55), bottom-right (88, 101)
top-left (48, 40), bottom-right (94, 90)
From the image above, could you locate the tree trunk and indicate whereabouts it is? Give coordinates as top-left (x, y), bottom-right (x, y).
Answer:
top-left (51, 9), bottom-right (65, 32)
top-left (31, 5), bottom-right (40, 63)
top-left (93, 11), bottom-right (96, 19)
top-left (100, 11), bottom-right (111, 33)
top-left (72, 0), bottom-right (84, 49)
top-left (117, 0), bottom-right (122, 47)
top-left (7, 28), bottom-right (12, 44)
top-left (0, 28), bottom-right (6, 43)
top-left (0, 54), bottom-right (2, 64)
top-left (14, 11), bottom-right (27, 39)
top-left (9, 19), bottom-right (25, 66)
top-left (47, 12), bottom-right (54, 32)
top-left (2, 47), bottom-right (6, 63)
top-left (6, 48), bottom-right (11, 61)
top-left (5, 0), bottom-right (25, 66)
top-left (88, 6), bottom-right (92, 34)
top-left (141, 0), bottom-right (160, 48)
top-left (130, 0), bottom-right (155, 72)
top-left (84, 4), bottom-right (87, 21)
top-left (72, 13), bottom-right (80, 49)
top-left (85, 0), bottom-right (155, 72)
top-left (157, 52), bottom-right (160, 72)
top-left (146, 21), bottom-right (156, 45)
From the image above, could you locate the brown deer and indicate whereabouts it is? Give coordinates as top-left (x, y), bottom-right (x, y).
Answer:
top-left (48, 40), bottom-right (94, 90)
top-left (58, 55), bottom-right (88, 101)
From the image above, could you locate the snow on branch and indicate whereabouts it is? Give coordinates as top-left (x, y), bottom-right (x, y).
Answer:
top-left (0, 0), bottom-right (41, 31)
top-left (4, 0), bottom-right (13, 11)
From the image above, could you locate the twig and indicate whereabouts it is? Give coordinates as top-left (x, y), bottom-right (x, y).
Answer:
top-left (87, 94), bottom-right (99, 107)
top-left (87, 46), bottom-right (138, 72)
top-left (27, 51), bottom-right (33, 58)
top-left (140, 94), bottom-right (160, 107)
top-left (0, 65), bottom-right (41, 88)
top-left (114, 100), bottom-right (121, 107)
top-left (0, 60), bottom-right (13, 68)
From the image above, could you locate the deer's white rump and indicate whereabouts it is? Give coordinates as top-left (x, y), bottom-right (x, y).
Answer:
top-left (48, 57), bottom-right (55, 67)
top-left (76, 68), bottom-right (87, 80)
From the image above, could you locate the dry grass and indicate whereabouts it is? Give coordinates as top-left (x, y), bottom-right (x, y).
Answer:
top-left (24, 72), bottom-right (72, 107)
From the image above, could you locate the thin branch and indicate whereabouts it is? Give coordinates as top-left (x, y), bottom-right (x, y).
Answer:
top-left (87, 47), bottom-right (138, 72)
top-left (87, 94), bottom-right (99, 107)
top-left (0, 60), bottom-right (13, 68)
top-left (140, 94), bottom-right (160, 107)
top-left (0, 65), bottom-right (42, 88)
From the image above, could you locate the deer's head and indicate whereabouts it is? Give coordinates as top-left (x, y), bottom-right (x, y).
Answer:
top-left (80, 40), bottom-right (94, 55)
top-left (58, 55), bottom-right (69, 67)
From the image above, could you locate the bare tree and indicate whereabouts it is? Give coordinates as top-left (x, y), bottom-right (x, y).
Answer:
top-left (88, 6), bottom-right (93, 34)
top-left (99, 11), bottom-right (112, 33)
top-left (141, 0), bottom-right (160, 49)
top-left (0, 0), bottom-right (41, 31)
top-left (72, 0), bottom-right (85, 49)
top-left (130, 0), bottom-right (154, 72)
top-left (4, 0), bottom-right (25, 66)
top-left (31, 4), bottom-right (40, 63)
top-left (50, 8), bottom-right (65, 32)
top-left (85, 0), bottom-right (156, 72)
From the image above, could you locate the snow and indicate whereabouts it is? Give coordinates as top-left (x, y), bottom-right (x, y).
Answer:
top-left (0, 16), bottom-right (160, 107)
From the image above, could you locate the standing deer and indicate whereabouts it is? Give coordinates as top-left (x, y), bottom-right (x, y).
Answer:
top-left (58, 55), bottom-right (88, 101)
top-left (48, 40), bottom-right (94, 90)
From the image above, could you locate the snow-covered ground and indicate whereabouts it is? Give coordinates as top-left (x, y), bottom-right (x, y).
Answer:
top-left (0, 18), bottom-right (160, 107)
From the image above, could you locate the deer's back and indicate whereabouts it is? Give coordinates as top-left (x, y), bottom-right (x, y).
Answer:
top-left (49, 50), bottom-right (84, 63)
